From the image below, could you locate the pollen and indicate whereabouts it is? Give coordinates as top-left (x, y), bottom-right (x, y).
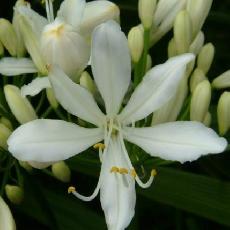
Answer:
top-left (119, 168), bottom-right (128, 174)
top-left (93, 143), bottom-right (105, 150)
top-left (130, 169), bottom-right (137, 178)
top-left (151, 169), bottom-right (157, 177)
top-left (110, 166), bottom-right (119, 173)
top-left (68, 186), bottom-right (76, 194)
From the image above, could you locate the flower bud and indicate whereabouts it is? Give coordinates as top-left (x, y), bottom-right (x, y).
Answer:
top-left (189, 31), bottom-right (204, 55)
top-left (80, 71), bottom-right (96, 95)
top-left (51, 161), bottom-right (71, 183)
top-left (4, 85), bottom-right (37, 124)
top-left (174, 10), bottom-right (192, 54)
top-left (190, 80), bottom-right (211, 122)
top-left (212, 70), bottom-right (230, 89)
top-left (168, 38), bottom-right (177, 58)
top-left (145, 54), bottom-right (152, 72)
top-left (13, 0), bottom-right (28, 57)
top-left (138, 0), bottom-right (156, 29)
top-left (0, 19), bottom-right (17, 57)
top-left (128, 26), bottom-right (144, 63)
top-left (5, 185), bottom-right (24, 205)
top-left (197, 43), bottom-right (215, 74)
top-left (0, 196), bottom-right (16, 230)
top-left (203, 112), bottom-right (211, 127)
top-left (217, 92), bottom-right (230, 136)
top-left (46, 88), bottom-right (58, 109)
top-left (190, 68), bottom-right (207, 92)
top-left (0, 117), bottom-right (13, 130)
top-left (0, 124), bottom-right (12, 150)
top-left (186, 0), bottom-right (212, 37)
top-left (41, 18), bottom-right (90, 81)
top-left (19, 161), bottom-right (33, 173)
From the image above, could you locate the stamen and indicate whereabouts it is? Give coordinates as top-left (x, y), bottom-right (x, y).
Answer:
top-left (68, 186), bottom-right (76, 194)
top-left (110, 166), bottom-right (119, 173)
top-left (130, 169), bottom-right (137, 178)
top-left (119, 168), bottom-right (128, 174)
top-left (93, 143), bottom-right (105, 150)
top-left (151, 169), bottom-right (157, 177)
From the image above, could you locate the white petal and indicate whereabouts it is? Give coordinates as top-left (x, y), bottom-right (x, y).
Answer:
top-left (80, 1), bottom-right (120, 36)
top-left (17, 6), bottom-right (48, 38)
top-left (57, 0), bottom-right (85, 28)
top-left (21, 77), bottom-right (51, 97)
top-left (49, 66), bottom-right (105, 126)
top-left (28, 161), bottom-right (53, 169)
top-left (123, 121), bottom-right (227, 163)
top-left (41, 18), bottom-right (90, 79)
top-left (8, 119), bottom-right (104, 162)
top-left (0, 196), bottom-right (16, 230)
top-left (119, 54), bottom-right (195, 124)
top-left (0, 58), bottom-right (37, 76)
top-left (92, 20), bottom-right (131, 116)
top-left (100, 138), bottom-right (136, 230)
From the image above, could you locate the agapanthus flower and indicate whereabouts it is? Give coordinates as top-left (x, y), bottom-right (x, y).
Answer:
top-left (0, 0), bottom-right (119, 93)
top-left (8, 21), bottom-right (227, 230)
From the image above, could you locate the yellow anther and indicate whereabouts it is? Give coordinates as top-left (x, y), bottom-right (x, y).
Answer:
top-left (110, 166), bottom-right (119, 173)
top-left (151, 169), bottom-right (157, 177)
top-left (130, 169), bottom-right (137, 178)
top-left (68, 186), bottom-right (76, 194)
top-left (119, 168), bottom-right (128, 174)
top-left (93, 143), bottom-right (105, 150)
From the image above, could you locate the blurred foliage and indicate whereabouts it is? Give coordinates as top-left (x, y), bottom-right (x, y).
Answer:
top-left (0, 0), bottom-right (230, 229)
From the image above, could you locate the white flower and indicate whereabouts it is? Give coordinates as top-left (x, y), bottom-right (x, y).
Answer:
top-left (0, 0), bottom-right (119, 94)
top-left (0, 196), bottom-right (16, 230)
top-left (8, 21), bottom-right (227, 230)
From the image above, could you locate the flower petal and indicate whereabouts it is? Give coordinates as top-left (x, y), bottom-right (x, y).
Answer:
top-left (0, 196), bottom-right (16, 230)
top-left (80, 1), bottom-right (120, 36)
top-left (57, 0), bottom-right (85, 28)
top-left (100, 138), bottom-right (136, 230)
top-left (92, 20), bottom-right (131, 116)
top-left (0, 58), bottom-right (37, 76)
top-left (123, 121), bottom-right (227, 163)
top-left (21, 77), bottom-right (51, 97)
top-left (119, 54), bottom-right (195, 125)
top-left (8, 119), bottom-right (104, 162)
top-left (49, 66), bottom-right (105, 126)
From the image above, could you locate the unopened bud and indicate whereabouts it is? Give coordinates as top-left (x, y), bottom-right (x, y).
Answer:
top-left (46, 88), bottom-right (58, 109)
top-left (0, 19), bottom-right (17, 56)
top-left (4, 85), bottom-right (37, 124)
top-left (190, 80), bottom-right (211, 122)
top-left (168, 38), bottom-right (177, 58)
top-left (128, 26), bottom-right (144, 63)
top-left (174, 10), bottom-right (192, 54)
top-left (51, 161), bottom-right (71, 183)
top-left (186, 0), bottom-right (212, 37)
top-left (80, 71), bottom-right (97, 95)
top-left (212, 70), bottom-right (230, 89)
top-left (190, 68), bottom-right (207, 92)
top-left (0, 117), bottom-right (13, 130)
top-left (5, 185), bottom-right (24, 205)
top-left (197, 43), bottom-right (215, 74)
top-left (19, 161), bottom-right (33, 172)
top-left (145, 54), bottom-right (152, 72)
top-left (189, 31), bottom-right (204, 55)
top-left (217, 92), bottom-right (230, 136)
top-left (203, 111), bottom-right (211, 127)
top-left (0, 124), bottom-right (12, 150)
top-left (138, 0), bottom-right (156, 29)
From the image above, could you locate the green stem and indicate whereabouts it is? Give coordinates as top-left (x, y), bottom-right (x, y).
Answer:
top-left (40, 106), bottom-right (52, 118)
top-left (3, 76), bottom-right (8, 85)
top-left (36, 91), bottom-right (46, 113)
top-left (15, 161), bottom-right (24, 187)
top-left (54, 107), bottom-right (67, 120)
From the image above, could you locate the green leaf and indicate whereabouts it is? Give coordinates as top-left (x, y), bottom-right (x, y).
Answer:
top-left (138, 167), bottom-right (230, 227)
